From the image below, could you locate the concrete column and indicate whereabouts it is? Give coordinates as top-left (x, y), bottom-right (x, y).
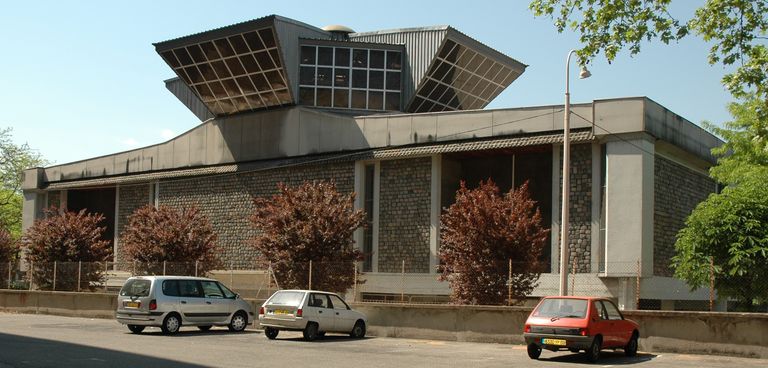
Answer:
top-left (590, 143), bottom-right (602, 273)
top-left (353, 162), bottom-right (364, 253)
top-left (429, 154), bottom-right (442, 274)
top-left (617, 277), bottom-right (638, 310)
top-left (550, 144), bottom-right (561, 273)
top-left (372, 161), bottom-right (380, 273)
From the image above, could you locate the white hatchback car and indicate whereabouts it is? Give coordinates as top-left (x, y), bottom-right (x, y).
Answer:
top-left (258, 290), bottom-right (367, 341)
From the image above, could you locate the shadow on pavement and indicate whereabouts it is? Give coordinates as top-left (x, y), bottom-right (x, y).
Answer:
top-left (128, 327), bottom-right (259, 337)
top-left (266, 333), bottom-right (373, 344)
top-left (0, 333), bottom-right (207, 368)
top-left (541, 351), bottom-right (657, 365)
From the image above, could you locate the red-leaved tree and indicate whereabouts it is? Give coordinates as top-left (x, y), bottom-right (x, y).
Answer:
top-left (439, 180), bottom-right (549, 305)
top-left (23, 208), bottom-right (112, 290)
top-left (120, 205), bottom-right (221, 276)
top-left (250, 181), bottom-right (365, 293)
top-left (0, 227), bottom-right (18, 263)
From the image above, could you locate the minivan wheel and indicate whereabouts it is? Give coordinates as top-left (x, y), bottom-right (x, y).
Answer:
top-left (161, 314), bottom-right (181, 335)
top-left (197, 325), bottom-right (212, 332)
top-left (264, 327), bottom-right (279, 340)
top-left (350, 320), bottom-right (366, 339)
top-left (586, 336), bottom-right (602, 363)
top-left (303, 322), bottom-right (319, 341)
top-left (625, 333), bottom-right (639, 357)
top-left (527, 343), bottom-right (542, 360)
top-left (127, 325), bottom-right (145, 334)
top-left (228, 311), bottom-right (248, 332)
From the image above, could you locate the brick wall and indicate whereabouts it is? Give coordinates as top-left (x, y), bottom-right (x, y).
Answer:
top-left (116, 184), bottom-right (150, 264)
top-left (157, 162), bottom-right (354, 268)
top-left (654, 156), bottom-right (715, 276)
top-left (377, 157), bottom-right (432, 273)
top-left (557, 144), bottom-right (592, 273)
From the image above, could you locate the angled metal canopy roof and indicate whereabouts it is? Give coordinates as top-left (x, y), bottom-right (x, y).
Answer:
top-left (154, 15), bottom-right (526, 118)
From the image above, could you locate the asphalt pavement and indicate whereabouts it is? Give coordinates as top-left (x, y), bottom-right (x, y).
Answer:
top-left (0, 313), bottom-right (765, 368)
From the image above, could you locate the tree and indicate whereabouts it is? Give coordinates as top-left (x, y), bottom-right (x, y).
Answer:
top-left (529, 1), bottom-right (768, 120)
top-left (0, 127), bottom-right (47, 238)
top-left (673, 96), bottom-right (768, 310)
top-left (439, 180), bottom-right (549, 305)
top-left (120, 205), bottom-right (221, 276)
top-left (23, 208), bottom-right (112, 290)
top-left (250, 181), bottom-right (365, 293)
top-left (0, 227), bottom-right (18, 263)
top-left (672, 171), bottom-right (768, 310)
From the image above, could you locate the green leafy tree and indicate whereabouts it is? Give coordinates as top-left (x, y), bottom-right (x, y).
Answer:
top-left (0, 127), bottom-right (47, 238)
top-left (529, 1), bottom-right (768, 119)
top-left (673, 96), bottom-right (768, 310)
top-left (23, 208), bottom-right (112, 291)
top-left (439, 180), bottom-right (549, 305)
top-left (250, 181), bottom-right (365, 293)
top-left (120, 205), bottom-right (221, 276)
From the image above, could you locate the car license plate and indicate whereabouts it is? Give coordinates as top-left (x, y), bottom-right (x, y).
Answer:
top-left (125, 301), bottom-right (140, 308)
top-left (542, 338), bottom-right (567, 346)
top-left (274, 309), bottom-right (290, 315)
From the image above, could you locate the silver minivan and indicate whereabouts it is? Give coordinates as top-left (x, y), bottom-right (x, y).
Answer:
top-left (258, 289), bottom-right (367, 341)
top-left (116, 276), bottom-right (254, 334)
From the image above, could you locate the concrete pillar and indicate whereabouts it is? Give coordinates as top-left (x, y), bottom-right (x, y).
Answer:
top-left (429, 154), bottom-right (441, 274)
top-left (617, 277), bottom-right (637, 310)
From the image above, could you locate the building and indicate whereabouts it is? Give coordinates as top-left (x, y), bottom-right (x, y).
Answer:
top-left (21, 15), bottom-right (722, 309)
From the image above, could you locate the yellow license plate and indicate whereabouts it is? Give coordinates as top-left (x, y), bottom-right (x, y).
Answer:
top-left (125, 301), bottom-right (140, 308)
top-left (542, 338), bottom-right (567, 346)
top-left (274, 309), bottom-right (290, 315)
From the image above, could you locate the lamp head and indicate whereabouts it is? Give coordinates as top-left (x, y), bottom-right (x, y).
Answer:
top-left (579, 66), bottom-right (592, 79)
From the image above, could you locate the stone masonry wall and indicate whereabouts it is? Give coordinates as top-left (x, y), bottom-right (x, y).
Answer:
top-left (654, 156), bottom-right (715, 276)
top-left (116, 184), bottom-right (150, 264)
top-left (377, 158), bottom-right (432, 273)
top-left (558, 143), bottom-right (592, 273)
top-left (158, 162), bottom-right (354, 269)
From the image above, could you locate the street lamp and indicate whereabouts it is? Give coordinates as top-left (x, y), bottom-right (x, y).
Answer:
top-left (560, 50), bottom-right (591, 296)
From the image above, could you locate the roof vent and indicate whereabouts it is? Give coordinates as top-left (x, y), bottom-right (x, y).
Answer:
top-left (322, 25), bottom-right (355, 40)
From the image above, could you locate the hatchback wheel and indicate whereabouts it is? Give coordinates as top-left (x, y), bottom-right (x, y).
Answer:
top-left (350, 321), bottom-right (366, 339)
top-left (625, 333), bottom-right (639, 357)
top-left (303, 322), bottom-right (319, 341)
top-left (161, 314), bottom-right (181, 335)
top-left (127, 325), bottom-right (145, 334)
top-left (586, 336), bottom-right (602, 363)
top-left (264, 327), bottom-right (279, 340)
top-left (527, 344), bottom-right (542, 360)
top-left (228, 312), bottom-right (248, 332)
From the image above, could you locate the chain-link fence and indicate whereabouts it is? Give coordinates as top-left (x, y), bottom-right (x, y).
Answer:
top-left (1, 259), bottom-right (765, 312)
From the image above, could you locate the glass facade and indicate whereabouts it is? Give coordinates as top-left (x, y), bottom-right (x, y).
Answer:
top-left (299, 45), bottom-right (402, 111)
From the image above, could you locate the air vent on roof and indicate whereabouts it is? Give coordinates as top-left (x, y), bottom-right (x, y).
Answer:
top-left (322, 25), bottom-right (355, 40)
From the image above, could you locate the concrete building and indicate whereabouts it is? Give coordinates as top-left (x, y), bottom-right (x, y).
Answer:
top-left (22, 15), bottom-right (722, 309)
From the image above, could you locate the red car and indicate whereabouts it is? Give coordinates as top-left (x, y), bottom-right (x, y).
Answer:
top-left (523, 296), bottom-right (639, 362)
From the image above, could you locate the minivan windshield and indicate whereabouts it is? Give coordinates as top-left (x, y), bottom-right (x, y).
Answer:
top-left (533, 298), bottom-right (588, 319)
top-left (120, 279), bottom-right (151, 297)
top-left (268, 291), bottom-right (305, 306)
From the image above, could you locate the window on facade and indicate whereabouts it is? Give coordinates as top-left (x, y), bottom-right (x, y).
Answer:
top-left (363, 164), bottom-right (375, 272)
top-left (299, 45), bottom-right (402, 111)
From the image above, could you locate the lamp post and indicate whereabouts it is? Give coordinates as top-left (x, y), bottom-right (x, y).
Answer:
top-left (560, 50), bottom-right (591, 296)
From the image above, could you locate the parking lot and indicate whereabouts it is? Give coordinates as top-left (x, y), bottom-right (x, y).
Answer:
top-left (0, 313), bottom-right (766, 368)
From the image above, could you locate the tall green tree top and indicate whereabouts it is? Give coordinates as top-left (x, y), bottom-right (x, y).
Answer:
top-left (0, 128), bottom-right (47, 238)
top-left (530, 0), bottom-right (768, 116)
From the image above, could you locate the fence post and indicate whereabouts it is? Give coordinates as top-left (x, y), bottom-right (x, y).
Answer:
top-left (400, 259), bottom-right (405, 303)
top-left (195, 260), bottom-right (199, 277)
top-left (77, 261), bottom-right (82, 292)
top-left (709, 256), bottom-right (715, 312)
top-left (104, 261), bottom-right (109, 292)
top-left (52, 261), bottom-right (57, 291)
top-left (571, 257), bottom-right (577, 296)
top-left (8, 261), bottom-right (12, 289)
top-left (507, 259), bottom-right (512, 306)
top-left (308, 260), bottom-right (313, 290)
top-left (132, 260), bottom-right (136, 276)
top-left (229, 262), bottom-right (234, 288)
top-left (353, 262), bottom-right (357, 303)
top-left (163, 261), bottom-right (167, 276)
top-left (29, 261), bottom-right (33, 291)
top-left (635, 260), bottom-right (641, 310)
top-left (267, 261), bottom-right (272, 297)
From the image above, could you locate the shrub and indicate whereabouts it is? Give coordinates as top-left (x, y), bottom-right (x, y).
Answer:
top-left (120, 205), bottom-right (221, 276)
top-left (0, 227), bottom-right (18, 263)
top-left (23, 207), bottom-right (112, 290)
top-left (439, 180), bottom-right (549, 305)
top-left (250, 181), bottom-right (365, 293)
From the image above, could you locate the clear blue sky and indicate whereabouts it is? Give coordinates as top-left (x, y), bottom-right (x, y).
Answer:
top-left (1, 0), bottom-right (731, 165)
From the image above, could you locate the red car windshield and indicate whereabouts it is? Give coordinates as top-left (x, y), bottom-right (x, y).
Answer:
top-left (533, 298), bottom-right (588, 319)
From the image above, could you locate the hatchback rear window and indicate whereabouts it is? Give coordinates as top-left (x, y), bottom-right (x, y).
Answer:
top-left (268, 291), bottom-right (305, 306)
top-left (533, 298), bottom-right (588, 319)
top-left (120, 279), bottom-right (151, 297)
